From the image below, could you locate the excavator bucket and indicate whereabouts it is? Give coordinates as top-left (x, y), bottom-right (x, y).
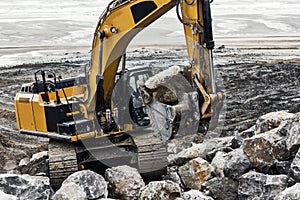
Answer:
top-left (139, 65), bottom-right (200, 141)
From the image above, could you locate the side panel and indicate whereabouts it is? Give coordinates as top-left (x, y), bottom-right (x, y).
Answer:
top-left (15, 93), bottom-right (36, 131)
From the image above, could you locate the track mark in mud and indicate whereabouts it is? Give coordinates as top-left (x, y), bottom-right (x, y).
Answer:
top-left (217, 62), bottom-right (300, 135)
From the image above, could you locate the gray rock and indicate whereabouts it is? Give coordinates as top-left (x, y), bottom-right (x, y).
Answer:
top-left (139, 180), bottom-right (181, 200)
top-left (62, 170), bottom-right (108, 199)
top-left (274, 183), bottom-right (300, 200)
top-left (181, 190), bottom-right (213, 200)
top-left (18, 151), bottom-right (48, 176)
top-left (0, 174), bottom-right (52, 200)
top-left (105, 165), bottom-right (145, 200)
top-left (52, 182), bottom-right (87, 200)
top-left (211, 151), bottom-right (228, 177)
top-left (238, 171), bottom-right (288, 200)
top-left (167, 134), bottom-right (196, 155)
top-left (255, 111), bottom-right (295, 134)
top-left (224, 148), bottom-right (251, 180)
top-left (144, 65), bottom-right (182, 90)
top-left (0, 190), bottom-right (19, 200)
top-left (201, 177), bottom-right (238, 200)
top-left (243, 129), bottom-right (282, 172)
top-left (168, 136), bottom-right (234, 166)
top-left (178, 157), bottom-right (212, 190)
top-left (289, 148), bottom-right (300, 182)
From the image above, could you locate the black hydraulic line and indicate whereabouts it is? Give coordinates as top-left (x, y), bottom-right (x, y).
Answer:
top-left (98, 31), bottom-right (105, 76)
top-left (202, 0), bottom-right (215, 50)
top-left (176, 0), bottom-right (193, 26)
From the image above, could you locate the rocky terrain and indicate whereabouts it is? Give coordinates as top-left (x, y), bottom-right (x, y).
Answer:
top-left (0, 47), bottom-right (299, 199)
top-left (0, 110), bottom-right (299, 199)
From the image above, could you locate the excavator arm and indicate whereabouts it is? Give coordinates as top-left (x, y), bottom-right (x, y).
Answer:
top-left (85, 0), bottom-right (176, 114)
top-left (85, 0), bottom-right (223, 134)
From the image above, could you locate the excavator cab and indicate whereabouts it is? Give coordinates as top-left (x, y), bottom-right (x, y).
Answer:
top-left (113, 67), bottom-right (153, 128)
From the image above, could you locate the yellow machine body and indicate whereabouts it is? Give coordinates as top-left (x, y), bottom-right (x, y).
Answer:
top-left (14, 0), bottom-right (223, 142)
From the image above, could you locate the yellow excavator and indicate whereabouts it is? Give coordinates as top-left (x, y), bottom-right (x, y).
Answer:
top-left (14, 0), bottom-right (223, 188)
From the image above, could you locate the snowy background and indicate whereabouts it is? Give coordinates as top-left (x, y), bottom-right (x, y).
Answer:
top-left (0, 0), bottom-right (299, 66)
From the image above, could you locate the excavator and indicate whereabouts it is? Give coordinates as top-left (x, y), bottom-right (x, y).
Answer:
top-left (14, 0), bottom-right (223, 188)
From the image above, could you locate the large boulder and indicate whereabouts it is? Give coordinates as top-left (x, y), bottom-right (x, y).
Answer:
top-left (255, 111), bottom-right (295, 134)
top-left (62, 170), bottom-right (107, 199)
top-left (178, 157), bottom-right (212, 190)
top-left (105, 165), bottom-right (145, 200)
top-left (52, 182), bottom-right (87, 200)
top-left (201, 177), bottom-right (238, 200)
top-left (255, 111), bottom-right (300, 153)
top-left (224, 148), bottom-right (251, 180)
top-left (180, 190), bottom-right (213, 200)
top-left (168, 136), bottom-right (234, 166)
top-left (274, 183), bottom-right (300, 200)
top-left (243, 129), bottom-right (282, 172)
top-left (238, 171), bottom-right (288, 199)
top-left (139, 180), bottom-right (181, 200)
top-left (0, 174), bottom-right (52, 200)
top-left (289, 148), bottom-right (300, 182)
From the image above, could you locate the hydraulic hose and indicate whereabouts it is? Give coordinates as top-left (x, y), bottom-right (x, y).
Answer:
top-left (176, 0), bottom-right (193, 26)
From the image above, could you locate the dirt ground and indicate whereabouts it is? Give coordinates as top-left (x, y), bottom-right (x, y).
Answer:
top-left (0, 46), bottom-right (299, 173)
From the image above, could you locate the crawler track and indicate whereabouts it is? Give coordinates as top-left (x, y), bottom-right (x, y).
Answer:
top-left (137, 142), bottom-right (167, 175)
top-left (48, 129), bottom-right (168, 189)
top-left (130, 129), bottom-right (168, 175)
top-left (48, 140), bottom-right (78, 189)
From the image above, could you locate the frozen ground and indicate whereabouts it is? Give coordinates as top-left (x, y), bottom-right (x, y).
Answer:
top-left (0, 0), bottom-right (300, 66)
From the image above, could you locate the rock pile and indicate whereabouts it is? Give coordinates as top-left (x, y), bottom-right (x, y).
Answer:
top-left (166, 111), bottom-right (300, 200)
top-left (0, 111), bottom-right (299, 199)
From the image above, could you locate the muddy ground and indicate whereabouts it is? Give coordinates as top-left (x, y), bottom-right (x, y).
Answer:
top-left (0, 47), bottom-right (299, 173)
